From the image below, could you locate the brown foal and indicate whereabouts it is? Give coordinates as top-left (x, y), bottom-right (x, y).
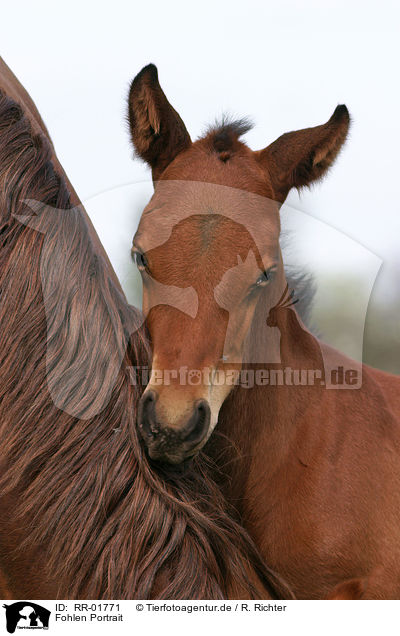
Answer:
top-left (129, 64), bottom-right (400, 599)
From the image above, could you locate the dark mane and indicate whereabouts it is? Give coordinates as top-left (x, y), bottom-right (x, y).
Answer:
top-left (284, 267), bottom-right (316, 328)
top-left (203, 116), bottom-right (253, 158)
top-left (280, 229), bottom-right (317, 329)
top-left (0, 89), bottom-right (292, 599)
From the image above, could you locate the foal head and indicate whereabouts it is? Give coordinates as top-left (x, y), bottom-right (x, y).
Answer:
top-left (129, 64), bottom-right (349, 464)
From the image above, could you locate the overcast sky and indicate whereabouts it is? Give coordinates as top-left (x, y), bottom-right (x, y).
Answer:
top-left (2, 0), bottom-right (400, 312)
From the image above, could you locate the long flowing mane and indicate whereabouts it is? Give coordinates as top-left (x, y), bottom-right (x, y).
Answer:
top-left (0, 88), bottom-right (292, 599)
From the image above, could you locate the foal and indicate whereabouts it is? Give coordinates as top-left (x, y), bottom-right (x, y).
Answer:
top-left (129, 64), bottom-right (400, 599)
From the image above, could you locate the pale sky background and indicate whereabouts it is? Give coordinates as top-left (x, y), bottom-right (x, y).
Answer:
top-left (1, 0), bottom-right (400, 354)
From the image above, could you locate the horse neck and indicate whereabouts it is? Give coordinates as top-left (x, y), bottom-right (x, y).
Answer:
top-left (215, 277), bottom-right (326, 497)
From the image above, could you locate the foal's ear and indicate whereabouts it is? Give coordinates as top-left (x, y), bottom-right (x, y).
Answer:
top-left (128, 64), bottom-right (192, 180)
top-left (256, 105), bottom-right (350, 202)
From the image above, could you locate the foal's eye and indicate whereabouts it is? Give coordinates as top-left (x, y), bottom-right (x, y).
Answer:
top-left (255, 266), bottom-right (276, 287)
top-left (133, 250), bottom-right (148, 272)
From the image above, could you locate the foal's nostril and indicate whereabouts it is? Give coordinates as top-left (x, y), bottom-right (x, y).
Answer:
top-left (138, 389), bottom-right (158, 438)
top-left (182, 399), bottom-right (211, 445)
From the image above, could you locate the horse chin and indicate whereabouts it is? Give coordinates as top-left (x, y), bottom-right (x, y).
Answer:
top-left (147, 443), bottom-right (203, 468)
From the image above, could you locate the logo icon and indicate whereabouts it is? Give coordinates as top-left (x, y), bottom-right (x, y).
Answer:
top-left (3, 602), bottom-right (50, 633)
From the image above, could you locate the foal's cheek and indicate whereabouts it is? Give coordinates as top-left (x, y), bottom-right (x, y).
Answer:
top-left (220, 298), bottom-right (260, 361)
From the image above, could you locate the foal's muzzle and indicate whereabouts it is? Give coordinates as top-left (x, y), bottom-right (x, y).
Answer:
top-left (137, 389), bottom-right (211, 464)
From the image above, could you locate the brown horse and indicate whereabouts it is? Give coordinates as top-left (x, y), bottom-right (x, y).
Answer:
top-left (129, 64), bottom-right (400, 599)
top-left (0, 58), bottom-right (293, 600)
